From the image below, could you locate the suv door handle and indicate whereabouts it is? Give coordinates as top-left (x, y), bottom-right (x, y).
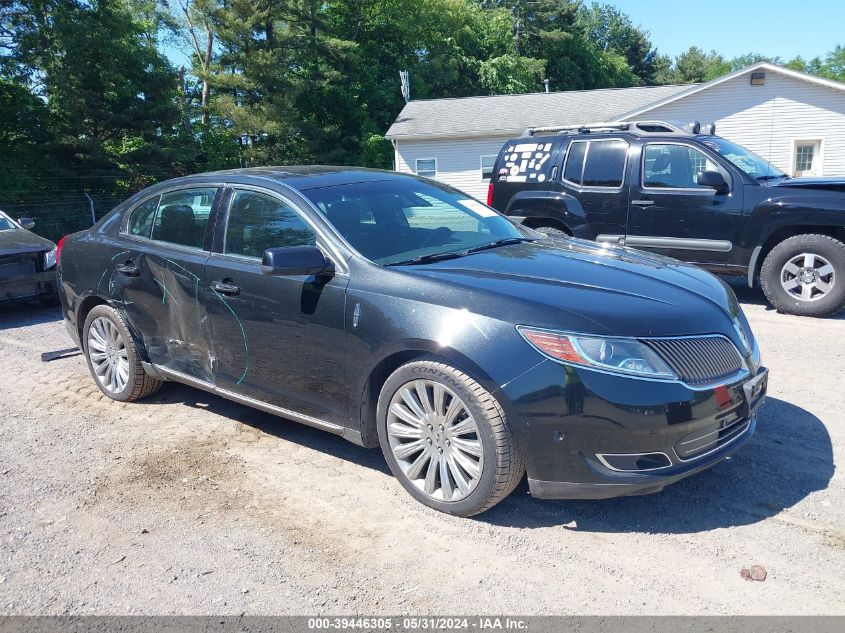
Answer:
top-left (631, 199), bottom-right (655, 207)
top-left (116, 263), bottom-right (140, 277)
top-left (211, 280), bottom-right (240, 296)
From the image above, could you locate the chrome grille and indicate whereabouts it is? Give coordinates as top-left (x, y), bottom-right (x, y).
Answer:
top-left (675, 416), bottom-right (751, 460)
top-left (644, 336), bottom-right (744, 385)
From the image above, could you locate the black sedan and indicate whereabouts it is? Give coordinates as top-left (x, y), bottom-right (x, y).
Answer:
top-left (57, 167), bottom-right (767, 516)
top-left (0, 211), bottom-right (57, 303)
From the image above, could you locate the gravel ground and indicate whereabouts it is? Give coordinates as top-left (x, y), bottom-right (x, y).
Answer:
top-left (0, 285), bottom-right (843, 615)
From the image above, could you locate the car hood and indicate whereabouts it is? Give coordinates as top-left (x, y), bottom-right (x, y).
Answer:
top-left (0, 229), bottom-right (55, 255)
top-left (769, 177), bottom-right (845, 192)
top-left (401, 238), bottom-right (744, 340)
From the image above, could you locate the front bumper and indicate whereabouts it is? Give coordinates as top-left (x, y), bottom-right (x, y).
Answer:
top-left (0, 269), bottom-right (57, 302)
top-left (528, 415), bottom-right (755, 499)
top-left (499, 359), bottom-right (766, 500)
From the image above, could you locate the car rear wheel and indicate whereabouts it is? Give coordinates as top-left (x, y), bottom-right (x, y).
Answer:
top-left (376, 358), bottom-right (524, 516)
top-left (83, 305), bottom-right (163, 401)
top-left (760, 234), bottom-right (845, 317)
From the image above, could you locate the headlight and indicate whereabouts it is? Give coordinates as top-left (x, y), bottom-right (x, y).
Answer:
top-left (517, 326), bottom-right (676, 379)
top-left (44, 248), bottom-right (57, 270)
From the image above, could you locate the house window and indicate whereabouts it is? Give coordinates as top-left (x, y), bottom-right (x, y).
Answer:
top-left (793, 140), bottom-right (821, 176)
top-left (415, 158), bottom-right (437, 179)
top-left (480, 155), bottom-right (496, 180)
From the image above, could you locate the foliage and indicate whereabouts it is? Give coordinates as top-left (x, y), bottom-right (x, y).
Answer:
top-left (1, 0), bottom-right (845, 240)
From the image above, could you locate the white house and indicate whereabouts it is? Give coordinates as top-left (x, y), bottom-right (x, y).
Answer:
top-left (385, 62), bottom-right (845, 200)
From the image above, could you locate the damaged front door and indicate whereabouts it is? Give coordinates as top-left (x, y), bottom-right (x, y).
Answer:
top-left (204, 187), bottom-right (349, 426)
top-left (119, 186), bottom-right (221, 381)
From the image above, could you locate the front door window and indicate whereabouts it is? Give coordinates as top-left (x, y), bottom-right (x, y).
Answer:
top-left (642, 144), bottom-right (721, 189)
top-left (225, 190), bottom-right (317, 258)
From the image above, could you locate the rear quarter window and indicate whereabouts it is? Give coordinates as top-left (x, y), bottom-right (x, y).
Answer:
top-left (496, 139), bottom-right (556, 184)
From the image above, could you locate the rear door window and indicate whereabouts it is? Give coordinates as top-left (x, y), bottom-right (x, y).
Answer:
top-left (151, 188), bottom-right (217, 249)
top-left (582, 140), bottom-right (628, 187)
top-left (564, 139), bottom-right (628, 187)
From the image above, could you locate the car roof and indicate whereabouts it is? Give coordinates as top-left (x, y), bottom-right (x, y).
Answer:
top-left (160, 166), bottom-right (411, 192)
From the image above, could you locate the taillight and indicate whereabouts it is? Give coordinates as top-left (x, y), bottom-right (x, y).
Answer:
top-left (486, 181), bottom-right (494, 206)
top-left (56, 235), bottom-right (67, 264)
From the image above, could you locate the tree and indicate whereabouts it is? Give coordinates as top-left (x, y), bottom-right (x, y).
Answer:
top-left (164, 0), bottom-right (219, 126)
top-left (671, 46), bottom-right (728, 83)
top-left (577, 2), bottom-right (658, 84)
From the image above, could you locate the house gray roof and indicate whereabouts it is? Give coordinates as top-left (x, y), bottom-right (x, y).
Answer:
top-left (385, 83), bottom-right (697, 140)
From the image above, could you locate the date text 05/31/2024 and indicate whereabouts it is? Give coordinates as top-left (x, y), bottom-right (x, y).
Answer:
top-left (307, 617), bottom-right (529, 630)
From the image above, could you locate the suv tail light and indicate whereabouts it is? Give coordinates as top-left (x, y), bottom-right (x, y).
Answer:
top-left (56, 235), bottom-right (67, 264)
top-left (486, 181), bottom-right (494, 207)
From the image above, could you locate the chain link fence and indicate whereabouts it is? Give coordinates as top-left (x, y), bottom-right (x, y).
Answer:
top-left (1, 192), bottom-right (130, 242)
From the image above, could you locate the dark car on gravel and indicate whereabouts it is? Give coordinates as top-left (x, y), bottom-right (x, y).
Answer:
top-left (489, 120), bottom-right (845, 317)
top-left (0, 211), bottom-right (57, 304)
top-left (57, 167), bottom-right (767, 516)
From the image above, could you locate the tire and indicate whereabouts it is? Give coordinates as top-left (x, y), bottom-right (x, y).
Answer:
top-left (760, 234), bottom-right (845, 317)
top-left (376, 357), bottom-right (524, 516)
top-left (82, 304), bottom-right (163, 401)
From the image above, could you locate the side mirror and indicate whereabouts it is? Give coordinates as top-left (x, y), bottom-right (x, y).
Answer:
top-left (696, 170), bottom-right (729, 194)
top-left (18, 218), bottom-right (35, 230)
top-left (261, 245), bottom-right (333, 277)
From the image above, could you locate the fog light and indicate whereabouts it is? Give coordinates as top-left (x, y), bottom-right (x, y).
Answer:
top-left (596, 452), bottom-right (672, 472)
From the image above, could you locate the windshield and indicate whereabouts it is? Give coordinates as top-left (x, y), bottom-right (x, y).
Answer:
top-left (0, 214), bottom-right (17, 231)
top-left (699, 137), bottom-right (786, 179)
top-left (302, 178), bottom-right (527, 265)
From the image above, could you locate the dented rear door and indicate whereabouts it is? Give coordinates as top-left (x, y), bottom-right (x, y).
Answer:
top-left (117, 185), bottom-right (224, 382)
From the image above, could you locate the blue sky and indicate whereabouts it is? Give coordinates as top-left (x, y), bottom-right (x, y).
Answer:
top-left (610, 0), bottom-right (843, 61)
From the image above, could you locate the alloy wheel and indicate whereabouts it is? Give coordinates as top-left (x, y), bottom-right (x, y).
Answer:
top-left (386, 379), bottom-right (484, 502)
top-left (87, 316), bottom-right (130, 394)
top-left (780, 252), bottom-right (835, 302)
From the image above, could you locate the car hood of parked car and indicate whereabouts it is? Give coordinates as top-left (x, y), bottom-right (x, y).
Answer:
top-left (0, 228), bottom-right (56, 256)
top-left (399, 237), bottom-right (743, 339)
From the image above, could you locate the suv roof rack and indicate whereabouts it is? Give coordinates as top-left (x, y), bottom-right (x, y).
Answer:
top-left (523, 120), bottom-right (716, 137)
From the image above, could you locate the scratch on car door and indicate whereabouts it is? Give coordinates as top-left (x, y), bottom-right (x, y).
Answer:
top-left (209, 285), bottom-right (249, 385)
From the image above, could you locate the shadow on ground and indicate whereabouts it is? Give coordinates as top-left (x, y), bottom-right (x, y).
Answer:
top-left (149, 383), bottom-right (833, 534)
top-left (482, 396), bottom-right (834, 533)
top-left (153, 382), bottom-right (393, 477)
top-left (0, 302), bottom-right (62, 329)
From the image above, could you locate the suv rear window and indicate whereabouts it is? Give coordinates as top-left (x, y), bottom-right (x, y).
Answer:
top-left (564, 139), bottom-right (628, 188)
top-left (497, 140), bottom-right (555, 183)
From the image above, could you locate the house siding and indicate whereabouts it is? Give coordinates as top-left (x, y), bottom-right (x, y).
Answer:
top-left (395, 135), bottom-right (515, 200)
top-left (644, 72), bottom-right (845, 176)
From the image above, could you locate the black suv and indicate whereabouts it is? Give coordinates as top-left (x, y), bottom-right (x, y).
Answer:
top-left (488, 120), bottom-right (845, 317)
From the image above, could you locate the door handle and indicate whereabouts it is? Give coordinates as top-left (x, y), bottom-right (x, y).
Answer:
top-left (116, 263), bottom-right (140, 277)
top-left (211, 280), bottom-right (240, 296)
top-left (631, 199), bottom-right (655, 207)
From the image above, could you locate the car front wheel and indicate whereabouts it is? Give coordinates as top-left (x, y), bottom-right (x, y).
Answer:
top-left (377, 357), bottom-right (524, 516)
top-left (83, 304), bottom-right (163, 401)
top-left (760, 234), bottom-right (845, 317)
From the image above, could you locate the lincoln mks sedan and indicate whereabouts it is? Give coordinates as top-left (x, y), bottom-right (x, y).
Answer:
top-left (58, 167), bottom-right (767, 516)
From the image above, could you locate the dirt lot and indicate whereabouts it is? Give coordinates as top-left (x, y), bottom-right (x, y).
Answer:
top-left (1, 285), bottom-right (843, 615)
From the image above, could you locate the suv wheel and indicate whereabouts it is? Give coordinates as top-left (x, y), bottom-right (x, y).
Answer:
top-left (376, 358), bottom-right (524, 516)
top-left (760, 234), bottom-right (845, 317)
top-left (83, 305), bottom-right (163, 401)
